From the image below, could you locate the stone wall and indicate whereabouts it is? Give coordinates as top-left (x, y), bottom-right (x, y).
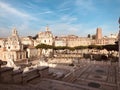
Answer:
top-left (0, 60), bottom-right (49, 84)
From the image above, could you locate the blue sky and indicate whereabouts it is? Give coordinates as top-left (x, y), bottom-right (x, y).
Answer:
top-left (0, 0), bottom-right (120, 37)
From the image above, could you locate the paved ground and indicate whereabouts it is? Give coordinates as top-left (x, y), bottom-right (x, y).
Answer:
top-left (26, 60), bottom-right (119, 90)
top-left (73, 65), bottom-right (117, 90)
top-left (72, 60), bottom-right (118, 90)
top-left (0, 59), bottom-right (119, 90)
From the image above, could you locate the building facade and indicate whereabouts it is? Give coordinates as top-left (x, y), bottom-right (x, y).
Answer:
top-left (0, 28), bottom-right (26, 61)
top-left (21, 37), bottom-right (34, 46)
top-left (54, 28), bottom-right (117, 47)
top-left (95, 28), bottom-right (117, 45)
top-left (0, 26), bottom-right (118, 61)
top-left (96, 27), bottom-right (102, 39)
top-left (54, 36), bottom-right (67, 47)
top-left (36, 26), bottom-right (54, 46)
top-left (66, 35), bottom-right (92, 47)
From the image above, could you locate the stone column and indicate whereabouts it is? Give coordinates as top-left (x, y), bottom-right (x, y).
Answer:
top-left (12, 70), bottom-right (23, 84)
top-left (0, 67), bottom-right (13, 83)
top-left (37, 66), bottom-right (49, 78)
top-left (119, 17), bottom-right (120, 68)
top-left (119, 32), bottom-right (120, 68)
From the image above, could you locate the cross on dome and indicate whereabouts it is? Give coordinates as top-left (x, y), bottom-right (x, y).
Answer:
top-left (12, 27), bottom-right (18, 36)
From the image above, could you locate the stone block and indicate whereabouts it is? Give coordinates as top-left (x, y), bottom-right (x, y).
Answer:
top-left (37, 66), bottom-right (49, 78)
top-left (0, 60), bottom-right (7, 68)
top-left (22, 68), bottom-right (39, 84)
top-left (12, 70), bottom-right (23, 84)
top-left (0, 67), bottom-right (13, 83)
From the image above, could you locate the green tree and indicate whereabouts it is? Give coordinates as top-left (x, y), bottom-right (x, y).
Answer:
top-left (35, 43), bottom-right (53, 49)
top-left (74, 46), bottom-right (87, 50)
top-left (102, 44), bottom-right (118, 51)
top-left (32, 34), bottom-right (38, 40)
top-left (87, 34), bottom-right (91, 38)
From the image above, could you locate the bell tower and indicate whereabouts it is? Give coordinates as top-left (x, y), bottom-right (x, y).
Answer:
top-left (96, 27), bottom-right (102, 39)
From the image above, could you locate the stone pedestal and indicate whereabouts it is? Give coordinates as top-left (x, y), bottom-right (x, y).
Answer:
top-left (22, 69), bottom-right (39, 84)
top-left (0, 67), bottom-right (13, 83)
top-left (12, 70), bottom-right (23, 84)
top-left (37, 66), bottom-right (49, 78)
top-left (0, 60), bottom-right (7, 68)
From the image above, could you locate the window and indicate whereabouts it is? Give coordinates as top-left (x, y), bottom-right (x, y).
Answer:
top-left (14, 46), bottom-right (17, 48)
top-left (44, 40), bottom-right (46, 43)
top-left (8, 46), bottom-right (10, 49)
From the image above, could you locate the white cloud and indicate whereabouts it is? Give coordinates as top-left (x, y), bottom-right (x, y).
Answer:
top-left (25, 1), bottom-right (40, 9)
top-left (16, 22), bottom-right (38, 37)
top-left (50, 22), bottom-right (104, 37)
top-left (99, 24), bottom-right (118, 36)
top-left (0, 1), bottom-right (36, 20)
top-left (58, 1), bottom-right (73, 9)
top-left (60, 15), bottom-right (77, 24)
top-left (75, 0), bottom-right (95, 11)
top-left (59, 8), bottom-right (70, 12)
top-left (0, 27), bottom-right (10, 37)
top-left (34, 0), bottom-right (43, 3)
top-left (51, 23), bottom-right (83, 36)
top-left (37, 11), bottom-right (53, 15)
top-left (35, 8), bottom-right (70, 16)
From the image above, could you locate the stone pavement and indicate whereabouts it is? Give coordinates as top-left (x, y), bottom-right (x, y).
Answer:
top-left (0, 59), bottom-right (119, 90)
top-left (73, 61), bottom-right (118, 90)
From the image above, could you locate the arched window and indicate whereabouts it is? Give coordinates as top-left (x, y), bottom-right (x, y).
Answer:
top-left (8, 46), bottom-right (10, 49)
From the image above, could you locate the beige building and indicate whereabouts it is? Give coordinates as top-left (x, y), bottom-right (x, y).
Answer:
top-left (66, 35), bottom-right (92, 47)
top-left (54, 28), bottom-right (117, 47)
top-left (36, 26), bottom-right (54, 46)
top-left (0, 38), bottom-right (6, 51)
top-left (54, 35), bottom-right (92, 47)
top-left (95, 28), bottom-right (117, 45)
top-left (54, 36), bottom-right (67, 47)
top-left (0, 28), bottom-right (26, 61)
top-left (0, 26), bottom-right (118, 61)
top-left (21, 37), bottom-right (34, 46)
top-left (34, 26), bottom-right (54, 57)
top-left (96, 27), bottom-right (102, 39)
top-left (27, 46), bottom-right (38, 58)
